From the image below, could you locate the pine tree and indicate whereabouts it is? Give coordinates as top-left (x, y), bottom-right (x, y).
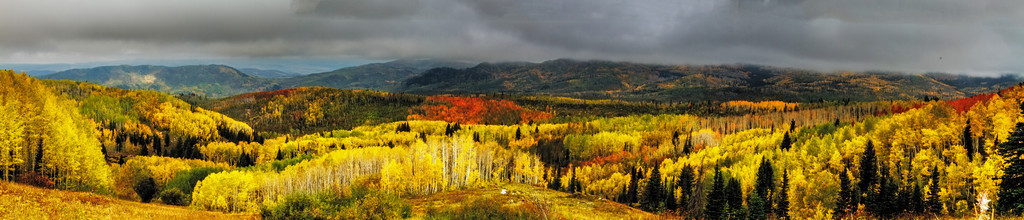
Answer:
top-left (569, 169), bottom-right (581, 193)
top-left (755, 158), bottom-right (774, 205)
top-left (912, 181), bottom-right (924, 214)
top-left (964, 119), bottom-right (974, 160)
top-left (548, 169), bottom-right (562, 190)
top-left (515, 127), bottom-right (522, 140)
top-left (859, 140), bottom-right (878, 201)
top-left (868, 165), bottom-right (898, 218)
top-left (748, 191), bottom-right (768, 220)
top-left (835, 168), bottom-right (853, 219)
top-left (625, 167), bottom-right (640, 204)
top-left (775, 170), bottom-right (790, 219)
top-left (682, 134), bottom-right (693, 155)
top-left (642, 166), bottom-right (664, 211)
top-left (928, 166), bottom-right (942, 214)
top-left (665, 183), bottom-right (678, 212)
top-left (780, 132), bottom-right (792, 151)
top-left (34, 140), bottom-right (43, 172)
top-left (706, 167), bottom-right (726, 220)
top-left (998, 102), bottom-right (1024, 215)
top-left (677, 165), bottom-right (695, 213)
top-left (275, 147), bottom-right (284, 160)
top-left (726, 178), bottom-right (744, 218)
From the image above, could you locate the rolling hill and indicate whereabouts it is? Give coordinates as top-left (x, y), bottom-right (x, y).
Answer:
top-left (404, 59), bottom-right (1022, 102)
top-left (43, 64), bottom-right (275, 98)
top-left (278, 59), bottom-right (474, 92)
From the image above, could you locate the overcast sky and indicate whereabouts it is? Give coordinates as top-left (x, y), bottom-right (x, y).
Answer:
top-left (2, 0), bottom-right (1023, 75)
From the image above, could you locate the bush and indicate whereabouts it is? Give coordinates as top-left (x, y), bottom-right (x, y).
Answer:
top-left (134, 177), bottom-right (157, 203)
top-left (162, 167), bottom-right (224, 205)
top-left (261, 186), bottom-right (411, 220)
top-left (160, 188), bottom-right (186, 206)
top-left (16, 172), bottom-right (56, 189)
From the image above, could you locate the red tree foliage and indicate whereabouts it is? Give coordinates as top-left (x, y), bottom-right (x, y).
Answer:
top-left (409, 96), bottom-right (553, 124)
top-left (946, 93), bottom-right (996, 113)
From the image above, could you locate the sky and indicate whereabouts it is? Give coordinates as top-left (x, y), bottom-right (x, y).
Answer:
top-left (1, 0), bottom-right (1023, 75)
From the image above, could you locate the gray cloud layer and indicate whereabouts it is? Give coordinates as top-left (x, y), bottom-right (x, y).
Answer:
top-left (1, 0), bottom-right (1022, 75)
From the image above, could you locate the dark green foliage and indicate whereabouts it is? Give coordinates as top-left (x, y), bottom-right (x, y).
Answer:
top-left (859, 140), bottom-right (878, 198)
top-left (754, 158), bottom-right (774, 206)
top-left (568, 169), bottom-right (582, 194)
top-left (642, 166), bottom-right (663, 211)
top-left (725, 178), bottom-right (744, 218)
top-left (676, 166), bottom-right (695, 213)
top-left (928, 166), bottom-right (941, 214)
top-left (547, 169), bottom-right (562, 191)
top-left (237, 152), bottom-right (254, 167)
top-left (747, 191), bottom-right (768, 220)
top-left (682, 134), bottom-right (693, 155)
top-left (775, 170), bottom-right (789, 219)
top-left (911, 182), bottom-right (924, 214)
top-left (622, 167), bottom-right (640, 205)
top-left (665, 183), bottom-right (677, 212)
top-left (867, 166), bottom-right (899, 218)
top-left (275, 147), bottom-right (284, 160)
top-left (835, 168), bottom-right (854, 219)
top-left (396, 122), bottom-right (412, 133)
top-left (163, 167), bottom-right (225, 205)
top-left (705, 167), bottom-right (726, 220)
top-left (780, 132), bottom-right (792, 151)
top-left (515, 127), bottom-right (522, 140)
top-left (134, 177), bottom-right (157, 203)
top-left (998, 102), bottom-right (1024, 215)
top-left (160, 188), bottom-right (186, 206)
top-left (262, 184), bottom-right (411, 220)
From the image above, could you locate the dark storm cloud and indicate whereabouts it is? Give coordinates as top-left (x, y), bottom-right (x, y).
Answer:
top-left (0, 0), bottom-right (1021, 75)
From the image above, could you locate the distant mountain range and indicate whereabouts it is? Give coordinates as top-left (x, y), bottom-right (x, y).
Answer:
top-left (39, 58), bottom-right (1022, 101)
top-left (42, 64), bottom-right (273, 98)
top-left (405, 59), bottom-right (1021, 102)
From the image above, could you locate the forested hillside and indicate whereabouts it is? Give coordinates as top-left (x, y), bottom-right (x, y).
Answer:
top-left (405, 59), bottom-right (1021, 102)
top-left (43, 65), bottom-right (274, 98)
top-left (3, 68), bottom-right (1024, 219)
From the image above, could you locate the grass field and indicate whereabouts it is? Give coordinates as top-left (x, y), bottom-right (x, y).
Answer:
top-left (408, 183), bottom-right (663, 220)
top-left (0, 182), bottom-right (256, 220)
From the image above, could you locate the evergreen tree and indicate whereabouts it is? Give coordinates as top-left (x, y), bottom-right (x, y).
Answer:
top-left (928, 166), bottom-right (942, 214)
top-left (706, 167), bottom-right (726, 220)
top-left (569, 169), bottom-right (581, 193)
top-left (152, 136), bottom-right (162, 156)
top-left (726, 178), bottom-right (743, 218)
top-left (682, 134), bottom-right (693, 155)
top-left (35, 139), bottom-right (43, 172)
top-left (868, 165), bottom-right (898, 218)
top-left (835, 168), bottom-right (853, 219)
top-left (515, 127), bottom-right (522, 140)
top-left (912, 181), bottom-right (924, 214)
top-left (134, 177), bottom-right (157, 203)
top-left (964, 119), bottom-right (974, 160)
top-left (775, 170), bottom-right (790, 219)
top-left (780, 132), bottom-right (792, 151)
top-left (665, 184), bottom-right (678, 212)
top-left (548, 169), bottom-right (562, 191)
top-left (642, 166), bottom-right (664, 211)
top-left (677, 165), bottom-right (695, 213)
top-left (275, 147), bottom-right (284, 160)
top-left (998, 102), bottom-right (1024, 215)
top-left (755, 158), bottom-right (774, 205)
top-left (625, 167), bottom-right (640, 204)
top-left (237, 152), bottom-right (253, 167)
top-left (859, 140), bottom-right (878, 201)
top-left (748, 191), bottom-right (768, 220)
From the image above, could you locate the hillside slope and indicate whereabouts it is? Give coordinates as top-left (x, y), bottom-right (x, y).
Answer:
top-left (0, 182), bottom-right (254, 219)
top-left (409, 183), bottom-right (661, 219)
top-left (43, 64), bottom-right (274, 98)
top-left (279, 59), bottom-right (474, 92)
top-left (404, 59), bottom-right (1022, 102)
